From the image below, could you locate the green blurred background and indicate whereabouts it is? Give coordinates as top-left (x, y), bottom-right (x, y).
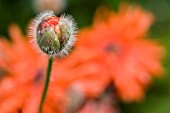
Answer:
top-left (0, 0), bottom-right (170, 113)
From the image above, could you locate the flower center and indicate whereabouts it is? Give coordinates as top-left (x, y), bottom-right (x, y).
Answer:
top-left (0, 69), bottom-right (7, 80)
top-left (105, 43), bottom-right (121, 54)
top-left (33, 69), bottom-right (45, 84)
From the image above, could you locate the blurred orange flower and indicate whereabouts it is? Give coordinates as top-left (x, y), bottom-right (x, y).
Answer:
top-left (74, 4), bottom-right (165, 102)
top-left (0, 24), bottom-right (74, 113)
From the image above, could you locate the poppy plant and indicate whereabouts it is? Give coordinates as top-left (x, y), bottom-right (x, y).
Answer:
top-left (28, 10), bottom-right (77, 113)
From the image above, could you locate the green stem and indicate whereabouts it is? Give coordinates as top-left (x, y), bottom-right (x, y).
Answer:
top-left (38, 57), bottom-right (53, 113)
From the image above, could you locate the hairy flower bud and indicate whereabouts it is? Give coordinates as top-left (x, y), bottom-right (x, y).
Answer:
top-left (29, 10), bottom-right (77, 57)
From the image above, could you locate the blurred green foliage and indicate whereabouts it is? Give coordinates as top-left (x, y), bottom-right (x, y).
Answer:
top-left (0, 0), bottom-right (170, 113)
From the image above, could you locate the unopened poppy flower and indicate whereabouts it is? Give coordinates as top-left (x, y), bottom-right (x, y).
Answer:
top-left (75, 4), bottom-right (165, 102)
top-left (28, 10), bottom-right (77, 113)
top-left (29, 10), bottom-right (77, 57)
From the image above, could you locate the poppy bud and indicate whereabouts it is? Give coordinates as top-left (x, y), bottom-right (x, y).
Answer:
top-left (29, 10), bottom-right (77, 57)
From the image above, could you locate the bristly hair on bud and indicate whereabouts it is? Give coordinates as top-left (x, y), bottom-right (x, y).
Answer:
top-left (28, 10), bottom-right (78, 58)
